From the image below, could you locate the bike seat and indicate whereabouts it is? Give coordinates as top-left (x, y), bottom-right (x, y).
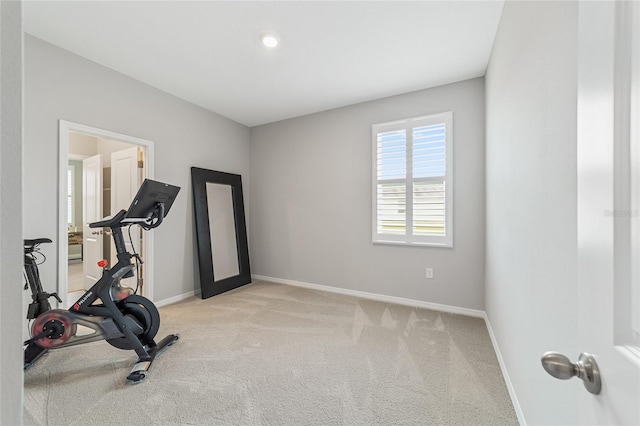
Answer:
top-left (89, 209), bottom-right (127, 229)
top-left (24, 238), bottom-right (52, 247)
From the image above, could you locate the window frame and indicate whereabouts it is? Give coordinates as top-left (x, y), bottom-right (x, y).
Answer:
top-left (371, 111), bottom-right (453, 248)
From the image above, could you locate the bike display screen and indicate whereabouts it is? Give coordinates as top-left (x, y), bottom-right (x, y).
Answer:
top-left (125, 179), bottom-right (180, 220)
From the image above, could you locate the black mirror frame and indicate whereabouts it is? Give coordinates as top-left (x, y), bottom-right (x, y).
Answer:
top-left (191, 167), bottom-right (251, 299)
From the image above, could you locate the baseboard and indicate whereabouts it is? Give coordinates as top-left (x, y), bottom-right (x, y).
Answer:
top-left (251, 274), bottom-right (485, 318)
top-left (155, 290), bottom-right (196, 308)
top-left (483, 313), bottom-right (527, 425)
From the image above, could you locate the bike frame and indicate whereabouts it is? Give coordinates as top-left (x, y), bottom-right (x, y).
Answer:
top-left (25, 214), bottom-right (151, 358)
top-left (65, 216), bottom-right (152, 359)
top-left (24, 248), bottom-right (55, 319)
top-left (24, 239), bottom-right (58, 368)
top-left (25, 180), bottom-right (180, 382)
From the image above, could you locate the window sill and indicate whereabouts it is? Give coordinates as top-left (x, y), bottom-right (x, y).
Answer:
top-left (372, 239), bottom-right (453, 249)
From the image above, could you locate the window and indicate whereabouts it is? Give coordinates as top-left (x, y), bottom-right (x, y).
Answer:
top-left (372, 112), bottom-right (453, 247)
top-left (67, 164), bottom-right (75, 227)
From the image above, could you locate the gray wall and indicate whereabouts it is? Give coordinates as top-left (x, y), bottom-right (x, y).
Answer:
top-left (24, 35), bottom-right (251, 302)
top-left (0, 1), bottom-right (24, 424)
top-left (485, 1), bottom-right (579, 424)
top-left (250, 78), bottom-right (485, 310)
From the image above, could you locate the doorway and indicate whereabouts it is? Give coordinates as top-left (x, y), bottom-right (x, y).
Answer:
top-left (58, 121), bottom-right (156, 307)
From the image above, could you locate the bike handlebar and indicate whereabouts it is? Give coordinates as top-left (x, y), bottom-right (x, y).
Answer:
top-left (89, 210), bottom-right (128, 229)
top-left (89, 202), bottom-right (166, 231)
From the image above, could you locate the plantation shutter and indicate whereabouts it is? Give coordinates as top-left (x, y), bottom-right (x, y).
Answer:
top-left (376, 129), bottom-right (407, 235)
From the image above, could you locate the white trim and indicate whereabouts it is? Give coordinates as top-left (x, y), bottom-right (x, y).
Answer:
top-left (483, 313), bottom-right (527, 426)
top-left (68, 153), bottom-right (88, 161)
top-left (629, 0), bottom-right (640, 343)
top-left (58, 120), bottom-right (156, 306)
top-left (616, 345), bottom-right (640, 369)
top-left (155, 290), bottom-right (196, 308)
top-left (251, 274), bottom-right (484, 318)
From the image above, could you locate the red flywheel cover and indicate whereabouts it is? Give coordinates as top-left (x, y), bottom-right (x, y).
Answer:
top-left (31, 310), bottom-right (76, 349)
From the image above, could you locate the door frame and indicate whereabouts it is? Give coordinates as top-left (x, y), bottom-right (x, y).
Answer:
top-left (58, 120), bottom-right (156, 305)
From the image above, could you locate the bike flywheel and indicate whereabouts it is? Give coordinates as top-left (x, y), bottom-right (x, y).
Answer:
top-left (106, 295), bottom-right (160, 350)
top-left (31, 310), bottom-right (76, 349)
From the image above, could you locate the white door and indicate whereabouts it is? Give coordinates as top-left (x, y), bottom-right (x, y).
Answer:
top-left (111, 147), bottom-right (142, 290)
top-left (82, 154), bottom-right (102, 290)
top-left (576, 1), bottom-right (640, 423)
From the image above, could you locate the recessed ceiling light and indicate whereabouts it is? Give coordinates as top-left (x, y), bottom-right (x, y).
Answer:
top-left (260, 33), bottom-right (279, 48)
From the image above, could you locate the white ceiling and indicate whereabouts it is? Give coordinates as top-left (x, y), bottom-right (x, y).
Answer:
top-left (23, 1), bottom-right (504, 127)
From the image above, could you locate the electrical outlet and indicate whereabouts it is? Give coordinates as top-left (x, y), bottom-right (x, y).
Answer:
top-left (426, 268), bottom-right (434, 279)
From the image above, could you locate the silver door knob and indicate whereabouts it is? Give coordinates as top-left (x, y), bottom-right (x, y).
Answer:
top-left (541, 352), bottom-right (601, 395)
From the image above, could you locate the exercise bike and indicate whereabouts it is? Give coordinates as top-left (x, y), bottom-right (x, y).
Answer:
top-left (23, 179), bottom-right (180, 383)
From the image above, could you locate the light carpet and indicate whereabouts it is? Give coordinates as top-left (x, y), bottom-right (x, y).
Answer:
top-left (24, 280), bottom-right (518, 425)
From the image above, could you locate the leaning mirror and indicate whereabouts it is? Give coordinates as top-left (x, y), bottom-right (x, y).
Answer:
top-left (191, 167), bottom-right (251, 299)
